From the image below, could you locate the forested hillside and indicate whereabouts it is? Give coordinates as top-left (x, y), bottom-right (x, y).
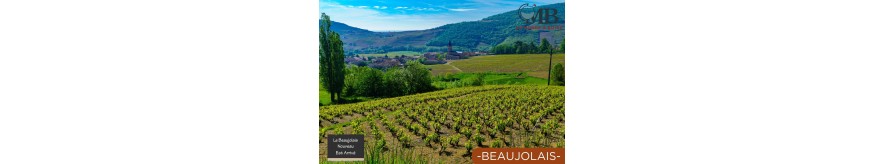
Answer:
top-left (323, 3), bottom-right (565, 54)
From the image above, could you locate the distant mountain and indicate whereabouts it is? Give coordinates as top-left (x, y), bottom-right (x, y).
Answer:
top-left (323, 3), bottom-right (564, 54)
top-left (327, 21), bottom-right (373, 37)
top-left (324, 21), bottom-right (444, 54)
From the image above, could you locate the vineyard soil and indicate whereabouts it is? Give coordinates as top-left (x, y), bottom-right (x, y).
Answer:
top-left (319, 85), bottom-right (565, 163)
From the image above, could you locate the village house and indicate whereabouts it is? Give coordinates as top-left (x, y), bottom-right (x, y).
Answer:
top-left (368, 57), bottom-right (401, 69)
top-left (344, 56), bottom-right (364, 64)
top-left (345, 40), bottom-right (488, 67)
top-left (422, 52), bottom-right (446, 65)
top-left (443, 41), bottom-right (479, 60)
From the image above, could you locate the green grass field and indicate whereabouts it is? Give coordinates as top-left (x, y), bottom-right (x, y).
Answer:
top-left (320, 84), bottom-right (376, 106)
top-left (432, 73), bottom-right (548, 89)
top-left (482, 73), bottom-right (548, 85)
top-left (319, 85), bottom-right (331, 105)
top-left (429, 54), bottom-right (565, 78)
top-left (358, 51), bottom-right (422, 58)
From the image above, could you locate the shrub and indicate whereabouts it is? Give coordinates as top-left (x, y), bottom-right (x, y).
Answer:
top-left (459, 127), bottom-right (471, 137)
top-left (382, 68), bottom-right (409, 97)
top-left (343, 66), bottom-right (383, 97)
top-left (464, 141), bottom-right (474, 155)
top-left (495, 120), bottom-right (507, 133)
top-left (439, 138), bottom-right (448, 153)
top-left (551, 63), bottom-right (564, 86)
top-left (410, 122), bottom-right (422, 133)
top-left (424, 133), bottom-right (439, 147)
top-left (350, 120), bottom-right (360, 127)
top-left (448, 135), bottom-right (461, 147)
top-left (472, 133), bottom-right (485, 145)
top-left (491, 139), bottom-right (505, 148)
top-left (398, 134), bottom-right (411, 146)
top-left (353, 126), bottom-right (364, 134)
top-left (333, 127), bottom-right (343, 135)
top-left (404, 61), bottom-right (435, 93)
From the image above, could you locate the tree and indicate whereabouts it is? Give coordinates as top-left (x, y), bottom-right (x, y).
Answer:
top-left (320, 13), bottom-right (345, 103)
top-left (382, 68), bottom-right (408, 97)
top-left (528, 42), bottom-right (538, 53)
top-left (514, 41), bottom-right (525, 54)
top-left (343, 66), bottom-right (383, 97)
top-left (559, 39), bottom-right (565, 53)
top-left (436, 53), bottom-right (445, 61)
top-left (552, 63), bottom-right (565, 86)
top-left (540, 38), bottom-right (551, 54)
top-left (404, 61), bottom-right (434, 93)
top-left (342, 66), bottom-right (358, 96)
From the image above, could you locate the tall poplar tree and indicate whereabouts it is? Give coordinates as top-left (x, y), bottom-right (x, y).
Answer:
top-left (319, 13), bottom-right (345, 103)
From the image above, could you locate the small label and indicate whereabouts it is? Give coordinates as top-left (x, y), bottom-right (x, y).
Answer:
top-left (326, 134), bottom-right (364, 161)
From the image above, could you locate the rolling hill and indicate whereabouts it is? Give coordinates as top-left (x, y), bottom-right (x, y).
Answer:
top-left (323, 3), bottom-right (565, 54)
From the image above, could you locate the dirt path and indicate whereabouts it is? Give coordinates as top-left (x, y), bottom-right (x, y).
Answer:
top-left (444, 62), bottom-right (463, 72)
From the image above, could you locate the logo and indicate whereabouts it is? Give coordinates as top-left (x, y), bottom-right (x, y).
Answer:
top-left (518, 3), bottom-right (560, 24)
top-left (515, 3), bottom-right (563, 31)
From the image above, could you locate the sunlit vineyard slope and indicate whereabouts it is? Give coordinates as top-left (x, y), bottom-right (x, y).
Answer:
top-left (319, 85), bottom-right (565, 163)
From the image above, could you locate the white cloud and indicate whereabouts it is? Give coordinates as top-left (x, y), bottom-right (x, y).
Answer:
top-left (319, 1), bottom-right (508, 31)
top-left (449, 8), bottom-right (477, 12)
top-left (411, 7), bottom-right (440, 11)
top-left (320, 6), bottom-right (461, 31)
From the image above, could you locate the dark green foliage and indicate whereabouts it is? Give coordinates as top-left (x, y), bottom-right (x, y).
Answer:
top-left (491, 43), bottom-right (513, 54)
top-left (381, 62), bottom-right (435, 97)
top-left (382, 67), bottom-right (409, 97)
top-left (404, 61), bottom-right (435, 93)
top-left (472, 133), bottom-right (485, 146)
top-left (540, 38), bottom-right (551, 54)
top-left (432, 72), bottom-right (549, 89)
top-left (356, 61), bottom-right (368, 67)
top-left (343, 66), bottom-right (384, 97)
top-left (464, 141), bottom-right (474, 155)
top-left (426, 3), bottom-right (565, 49)
top-left (344, 62), bottom-right (435, 98)
top-left (436, 53), bottom-right (445, 61)
top-left (491, 39), bottom-right (556, 54)
top-left (320, 13), bottom-right (346, 103)
top-left (552, 63), bottom-right (565, 86)
top-left (559, 39), bottom-right (565, 53)
top-left (528, 42), bottom-right (538, 54)
top-left (470, 74), bottom-right (485, 86)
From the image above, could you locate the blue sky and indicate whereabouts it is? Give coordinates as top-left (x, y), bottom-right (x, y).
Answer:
top-left (320, 0), bottom-right (564, 31)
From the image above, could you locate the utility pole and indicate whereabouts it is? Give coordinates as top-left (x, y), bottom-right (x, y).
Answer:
top-left (547, 45), bottom-right (553, 85)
